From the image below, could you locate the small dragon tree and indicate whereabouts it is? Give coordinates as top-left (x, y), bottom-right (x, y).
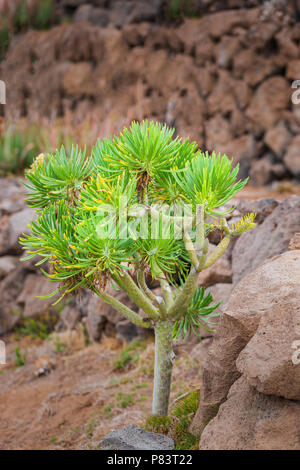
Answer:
top-left (20, 121), bottom-right (256, 417)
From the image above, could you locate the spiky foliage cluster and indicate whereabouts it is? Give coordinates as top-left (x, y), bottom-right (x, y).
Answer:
top-left (21, 120), bottom-right (255, 339)
top-left (173, 287), bottom-right (220, 340)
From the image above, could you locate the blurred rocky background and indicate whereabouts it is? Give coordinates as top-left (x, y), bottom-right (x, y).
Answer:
top-left (1, 0), bottom-right (300, 183)
top-left (1, 0), bottom-right (300, 450)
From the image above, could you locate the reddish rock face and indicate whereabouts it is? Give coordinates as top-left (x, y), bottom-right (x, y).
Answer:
top-left (232, 196), bottom-right (300, 284)
top-left (1, 3), bottom-right (300, 184)
top-left (192, 250), bottom-right (300, 449)
top-left (199, 376), bottom-right (300, 451)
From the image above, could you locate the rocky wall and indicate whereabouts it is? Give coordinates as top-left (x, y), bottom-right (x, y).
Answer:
top-left (1, 4), bottom-right (300, 183)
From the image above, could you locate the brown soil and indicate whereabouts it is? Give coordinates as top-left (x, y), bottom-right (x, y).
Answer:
top-left (0, 332), bottom-right (206, 450)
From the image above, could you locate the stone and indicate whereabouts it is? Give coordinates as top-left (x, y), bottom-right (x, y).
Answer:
top-left (73, 4), bottom-right (93, 23)
top-left (63, 62), bottom-right (94, 96)
top-left (264, 122), bottom-right (292, 157)
top-left (0, 256), bottom-right (18, 280)
top-left (192, 250), bottom-right (300, 434)
top-left (176, 19), bottom-right (203, 55)
top-left (128, 0), bottom-right (163, 24)
top-left (0, 216), bottom-right (10, 256)
top-left (190, 339), bottom-right (213, 363)
top-left (237, 198), bottom-right (279, 224)
top-left (199, 376), bottom-right (300, 450)
top-left (61, 0), bottom-right (87, 6)
top-left (87, 289), bottom-right (136, 326)
top-left (74, 5), bottom-right (110, 27)
top-left (0, 267), bottom-right (27, 334)
top-left (222, 134), bottom-right (257, 179)
top-left (233, 49), bottom-right (279, 86)
top-left (56, 305), bottom-right (82, 331)
top-left (229, 107), bottom-right (247, 137)
top-left (109, 1), bottom-right (134, 28)
top-left (289, 233), bottom-right (300, 250)
top-left (232, 196), bottom-right (300, 284)
top-left (247, 21), bottom-right (279, 50)
top-left (8, 208), bottom-right (36, 254)
top-left (16, 274), bottom-right (59, 317)
top-left (0, 7), bottom-right (298, 192)
top-left (195, 67), bottom-right (215, 98)
top-left (207, 70), bottom-right (252, 115)
top-left (214, 35), bottom-right (241, 68)
top-left (286, 59), bottom-right (300, 80)
top-left (204, 8), bottom-right (260, 39)
top-left (276, 29), bottom-right (299, 59)
top-left (122, 23), bottom-right (151, 47)
top-left (144, 28), bottom-right (168, 51)
top-left (101, 425), bottom-right (174, 450)
top-left (198, 283), bottom-right (233, 337)
top-left (85, 288), bottom-right (144, 340)
top-left (205, 114), bottom-right (233, 152)
top-left (116, 320), bottom-right (139, 343)
top-left (207, 283), bottom-right (233, 315)
top-left (84, 311), bottom-right (106, 343)
top-left (0, 178), bottom-right (26, 214)
top-left (246, 76), bottom-right (290, 132)
top-left (284, 135), bottom-right (300, 176)
top-left (250, 156), bottom-right (285, 186)
top-left (194, 35), bottom-right (215, 66)
top-left (236, 280), bottom-right (300, 399)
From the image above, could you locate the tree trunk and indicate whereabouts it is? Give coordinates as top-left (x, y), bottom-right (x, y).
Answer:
top-left (152, 320), bottom-right (174, 416)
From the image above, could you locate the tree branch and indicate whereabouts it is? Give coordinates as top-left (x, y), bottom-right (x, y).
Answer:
top-left (113, 271), bottom-right (160, 321)
top-left (94, 289), bottom-right (152, 329)
top-left (203, 234), bottom-right (231, 269)
top-left (137, 268), bottom-right (167, 317)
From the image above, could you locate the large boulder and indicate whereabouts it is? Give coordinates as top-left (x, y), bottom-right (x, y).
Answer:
top-left (101, 425), bottom-right (174, 450)
top-left (199, 376), bottom-right (300, 450)
top-left (246, 76), bottom-right (290, 132)
top-left (207, 283), bottom-right (233, 315)
top-left (191, 250), bottom-right (300, 433)
top-left (236, 290), bottom-right (300, 400)
top-left (232, 195), bottom-right (300, 284)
